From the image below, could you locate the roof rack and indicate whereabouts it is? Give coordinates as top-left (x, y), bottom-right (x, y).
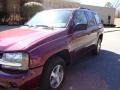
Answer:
top-left (79, 7), bottom-right (91, 10)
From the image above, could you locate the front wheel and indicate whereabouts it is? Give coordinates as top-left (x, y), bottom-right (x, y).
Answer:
top-left (40, 56), bottom-right (65, 90)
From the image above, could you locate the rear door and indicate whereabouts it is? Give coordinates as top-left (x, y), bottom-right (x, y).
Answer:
top-left (93, 12), bottom-right (104, 36)
top-left (85, 11), bottom-right (98, 46)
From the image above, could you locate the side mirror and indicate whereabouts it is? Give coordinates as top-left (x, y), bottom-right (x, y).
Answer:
top-left (73, 24), bottom-right (88, 31)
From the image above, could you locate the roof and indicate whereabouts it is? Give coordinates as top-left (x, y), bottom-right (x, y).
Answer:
top-left (44, 8), bottom-right (97, 13)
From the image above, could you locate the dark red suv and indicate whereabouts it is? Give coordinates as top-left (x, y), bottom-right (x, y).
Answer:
top-left (0, 8), bottom-right (104, 90)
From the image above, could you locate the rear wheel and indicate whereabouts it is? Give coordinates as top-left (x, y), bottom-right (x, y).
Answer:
top-left (40, 56), bottom-right (65, 90)
top-left (92, 39), bottom-right (102, 55)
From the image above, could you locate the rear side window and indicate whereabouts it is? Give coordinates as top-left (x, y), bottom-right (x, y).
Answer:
top-left (94, 13), bottom-right (102, 24)
top-left (86, 11), bottom-right (96, 26)
top-left (74, 10), bottom-right (88, 25)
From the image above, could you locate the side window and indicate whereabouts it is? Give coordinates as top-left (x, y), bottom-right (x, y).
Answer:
top-left (74, 10), bottom-right (88, 25)
top-left (94, 13), bottom-right (102, 24)
top-left (86, 12), bottom-right (96, 26)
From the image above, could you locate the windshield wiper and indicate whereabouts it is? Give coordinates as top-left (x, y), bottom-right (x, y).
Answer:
top-left (36, 25), bottom-right (50, 27)
top-left (23, 24), bottom-right (34, 27)
top-left (35, 25), bottom-right (54, 29)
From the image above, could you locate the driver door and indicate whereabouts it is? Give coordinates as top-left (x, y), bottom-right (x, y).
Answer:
top-left (69, 10), bottom-right (91, 56)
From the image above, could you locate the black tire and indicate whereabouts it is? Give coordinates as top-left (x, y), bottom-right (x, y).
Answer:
top-left (92, 39), bottom-right (102, 55)
top-left (40, 56), bottom-right (65, 90)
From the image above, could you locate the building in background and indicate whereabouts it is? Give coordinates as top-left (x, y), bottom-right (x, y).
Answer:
top-left (43, 0), bottom-right (116, 25)
top-left (0, 0), bottom-right (116, 26)
top-left (80, 4), bottom-right (116, 26)
top-left (43, 0), bottom-right (80, 9)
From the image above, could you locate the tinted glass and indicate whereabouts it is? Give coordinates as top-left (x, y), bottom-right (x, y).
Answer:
top-left (94, 13), bottom-right (102, 24)
top-left (86, 12), bottom-right (96, 26)
top-left (26, 10), bottom-right (72, 28)
top-left (74, 10), bottom-right (87, 25)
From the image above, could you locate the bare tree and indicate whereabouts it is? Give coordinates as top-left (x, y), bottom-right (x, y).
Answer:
top-left (105, 2), bottom-right (114, 8)
top-left (115, 0), bottom-right (120, 8)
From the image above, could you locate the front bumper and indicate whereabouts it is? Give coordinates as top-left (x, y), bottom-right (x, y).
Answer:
top-left (0, 67), bottom-right (43, 90)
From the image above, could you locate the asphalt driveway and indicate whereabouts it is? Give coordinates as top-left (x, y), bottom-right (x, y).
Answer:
top-left (0, 26), bottom-right (120, 90)
top-left (61, 30), bottom-right (120, 90)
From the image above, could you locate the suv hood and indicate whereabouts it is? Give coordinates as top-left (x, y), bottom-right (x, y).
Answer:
top-left (0, 26), bottom-right (63, 51)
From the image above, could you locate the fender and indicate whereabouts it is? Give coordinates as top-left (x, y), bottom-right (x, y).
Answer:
top-left (28, 32), bottom-right (70, 68)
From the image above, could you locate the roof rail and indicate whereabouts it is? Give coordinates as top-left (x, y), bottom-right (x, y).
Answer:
top-left (79, 7), bottom-right (91, 10)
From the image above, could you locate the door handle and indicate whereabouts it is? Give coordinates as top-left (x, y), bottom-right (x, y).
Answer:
top-left (87, 33), bottom-right (90, 35)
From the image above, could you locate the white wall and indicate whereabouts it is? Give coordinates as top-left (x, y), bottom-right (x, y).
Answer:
top-left (43, 0), bottom-right (80, 9)
top-left (81, 4), bottom-right (116, 24)
top-left (42, 0), bottom-right (116, 25)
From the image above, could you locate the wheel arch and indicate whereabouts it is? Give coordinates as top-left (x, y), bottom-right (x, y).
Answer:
top-left (99, 34), bottom-right (103, 42)
top-left (43, 49), bottom-right (71, 68)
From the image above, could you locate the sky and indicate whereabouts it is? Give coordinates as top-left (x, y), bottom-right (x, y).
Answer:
top-left (70, 0), bottom-right (119, 7)
top-left (80, 0), bottom-right (110, 6)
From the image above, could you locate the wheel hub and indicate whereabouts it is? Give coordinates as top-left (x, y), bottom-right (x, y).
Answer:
top-left (97, 39), bottom-right (101, 52)
top-left (50, 65), bottom-right (64, 89)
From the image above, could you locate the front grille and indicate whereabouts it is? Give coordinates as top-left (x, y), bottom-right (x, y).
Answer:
top-left (0, 53), bottom-right (3, 59)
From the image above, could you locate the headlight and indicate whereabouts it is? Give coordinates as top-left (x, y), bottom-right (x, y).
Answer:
top-left (0, 53), bottom-right (29, 70)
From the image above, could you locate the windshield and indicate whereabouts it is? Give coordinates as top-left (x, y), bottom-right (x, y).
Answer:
top-left (25, 10), bottom-right (72, 28)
